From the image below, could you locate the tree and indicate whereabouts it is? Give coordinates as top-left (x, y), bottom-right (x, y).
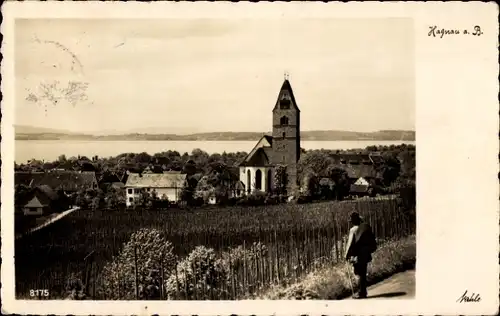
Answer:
top-left (274, 165), bottom-right (288, 196)
top-left (301, 170), bottom-right (319, 198)
top-left (91, 196), bottom-right (101, 210)
top-left (180, 175), bottom-right (198, 206)
top-left (194, 176), bottom-right (215, 203)
top-left (297, 150), bottom-right (334, 180)
top-left (134, 152), bottom-right (152, 165)
top-left (379, 154), bottom-right (401, 186)
top-left (165, 246), bottom-right (227, 300)
top-left (98, 228), bottom-right (176, 300)
top-left (105, 187), bottom-right (126, 210)
top-left (327, 166), bottom-right (350, 200)
top-left (183, 159), bottom-right (197, 176)
top-left (15, 184), bottom-right (32, 206)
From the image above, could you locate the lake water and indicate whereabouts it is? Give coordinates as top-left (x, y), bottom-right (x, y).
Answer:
top-left (15, 140), bottom-right (415, 163)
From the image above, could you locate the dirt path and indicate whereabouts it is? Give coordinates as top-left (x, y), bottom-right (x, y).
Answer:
top-left (15, 207), bottom-right (80, 240)
top-left (348, 270), bottom-right (415, 299)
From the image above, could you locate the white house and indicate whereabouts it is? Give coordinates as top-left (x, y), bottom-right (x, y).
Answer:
top-left (124, 172), bottom-right (187, 207)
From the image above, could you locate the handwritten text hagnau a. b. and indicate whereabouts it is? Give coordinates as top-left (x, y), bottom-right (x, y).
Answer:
top-left (428, 25), bottom-right (483, 38)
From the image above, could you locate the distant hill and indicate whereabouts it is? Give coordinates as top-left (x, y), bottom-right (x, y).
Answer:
top-left (15, 125), bottom-right (91, 140)
top-left (14, 125), bottom-right (415, 141)
top-left (16, 125), bottom-right (76, 135)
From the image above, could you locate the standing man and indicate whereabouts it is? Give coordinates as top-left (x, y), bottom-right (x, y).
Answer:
top-left (345, 212), bottom-right (377, 299)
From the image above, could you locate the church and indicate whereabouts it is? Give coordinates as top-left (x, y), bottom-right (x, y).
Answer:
top-left (239, 77), bottom-right (301, 196)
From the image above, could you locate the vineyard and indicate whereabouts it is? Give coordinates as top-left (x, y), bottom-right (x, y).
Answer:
top-left (15, 198), bottom-right (415, 299)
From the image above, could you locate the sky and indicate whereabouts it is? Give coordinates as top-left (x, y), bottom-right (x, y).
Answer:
top-left (15, 18), bottom-right (415, 134)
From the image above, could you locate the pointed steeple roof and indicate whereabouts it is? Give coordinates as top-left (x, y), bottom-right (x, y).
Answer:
top-left (273, 79), bottom-right (300, 112)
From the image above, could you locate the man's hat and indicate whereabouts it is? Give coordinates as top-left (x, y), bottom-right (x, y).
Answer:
top-left (350, 211), bottom-right (361, 222)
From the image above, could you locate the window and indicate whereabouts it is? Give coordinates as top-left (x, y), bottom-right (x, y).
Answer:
top-left (280, 116), bottom-right (289, 125)
top-left (280, 100), bottom-right (291, 109)
top-left (255, 169), bottom-right (262, 190)
top-left (129, 197), bottom-right (133, 202)
top-left (247, 170), bottom-right (251, 194)
top-left (282, 132), bottom-right (286, 139)
top-left (128, 189), bottom-right (132, 194)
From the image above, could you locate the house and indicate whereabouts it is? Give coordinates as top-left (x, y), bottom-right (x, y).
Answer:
top-left (18, 185), bottom-right (67, 216)
top-left (97, 171), bottom-right (125, 191)
top-left (15, 171), bottom-right (99, 194)
top-left (239, 77), bottom-right (301, 195)
top-left (328, 153), bottom-right (385, 196)
top-left (203, 180), bottom-right (245, 205)
top-left (124, 172), bottom-right (187, 207)
top-left (350, 177), bottom-right (372, 196)
top-left (98, 171), bottom-right (122, 186)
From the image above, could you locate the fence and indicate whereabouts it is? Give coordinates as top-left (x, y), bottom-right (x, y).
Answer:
top-left (90, 198), bottom-right (414, 300)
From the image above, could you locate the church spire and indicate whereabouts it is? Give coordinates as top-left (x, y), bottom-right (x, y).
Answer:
top-left (273, 75), bottom-right (300, 112)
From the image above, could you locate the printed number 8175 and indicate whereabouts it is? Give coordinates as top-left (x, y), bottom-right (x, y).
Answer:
top-left (30, 289), bottom-right (49, 297)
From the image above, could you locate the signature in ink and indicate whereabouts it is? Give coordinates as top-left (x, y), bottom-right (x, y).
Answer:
top-left (456, 290), bottom-right (481, 303)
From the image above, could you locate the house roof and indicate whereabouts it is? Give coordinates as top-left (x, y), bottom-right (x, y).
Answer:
top-left (240, 147), bottom-right (272, 167)
top-left (369, 153), bottom-right (385, 164)
top-left (340, 163), bottom-right (380, 179)
top-left (15, 171), bottom-right (97, 191)
top-left (20, 185), bottom-right (60, 207)
top-left (331, 154), bottom-right (370, 164)
top-left (98, 172), bottom-right (121, 184)
top-left (125, 172), bottom-right (187, 188)
top-left (111, 182), bottom-right (125, 189)
top-left (37, 185), bottom-right (59, 200)
top-left (330, 153), bottom-right (385, 165)
top-left (273, 79), bottom-right (300, 112)
top-left (239, 135), bottom-right (274, 167)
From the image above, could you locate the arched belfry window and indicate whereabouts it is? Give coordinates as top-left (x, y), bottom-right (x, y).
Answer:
top-left (280, 99), bottom-right (291, 109)
top-left (280, 116), bottom-right (289, 125)
top-left (280, 93), bottom-right (291, 109)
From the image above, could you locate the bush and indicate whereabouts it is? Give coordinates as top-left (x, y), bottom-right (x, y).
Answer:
top-left (264, 194), bottom-right (280, 205)
top-left (97, 228), bottom-right (176, 300)
top-left (296, 194), bottom-right (313, 204)
top-left (247, 191), bottom-right (266, 206)
top-left (65, 273), bottom-right (86, 300)
top-left (221, 242), bottom-right (268, 271)
top-left (165, 246), bottom-right (228, 300)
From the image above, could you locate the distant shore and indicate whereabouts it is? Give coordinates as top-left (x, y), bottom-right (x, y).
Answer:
top-left (15, 130), bottom-right (415, 142)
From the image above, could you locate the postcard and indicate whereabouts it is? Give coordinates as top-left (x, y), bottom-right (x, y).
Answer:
top-left (1, 1), bottom-right (498, 315)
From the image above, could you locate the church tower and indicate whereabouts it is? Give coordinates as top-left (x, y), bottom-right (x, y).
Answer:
top-left (271, 76), bottom-right (301, 193)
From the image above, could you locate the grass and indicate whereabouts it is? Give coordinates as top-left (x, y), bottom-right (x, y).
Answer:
top-left (260, 235), bottom-right (416, 300)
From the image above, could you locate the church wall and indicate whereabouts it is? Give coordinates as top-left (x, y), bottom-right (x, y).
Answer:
top-left (272, 109), bottom-right (299, 127)
top-left (272, 126), bottom-right (299, 138)
top-left (239, 166), bottom-right (273, 194)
